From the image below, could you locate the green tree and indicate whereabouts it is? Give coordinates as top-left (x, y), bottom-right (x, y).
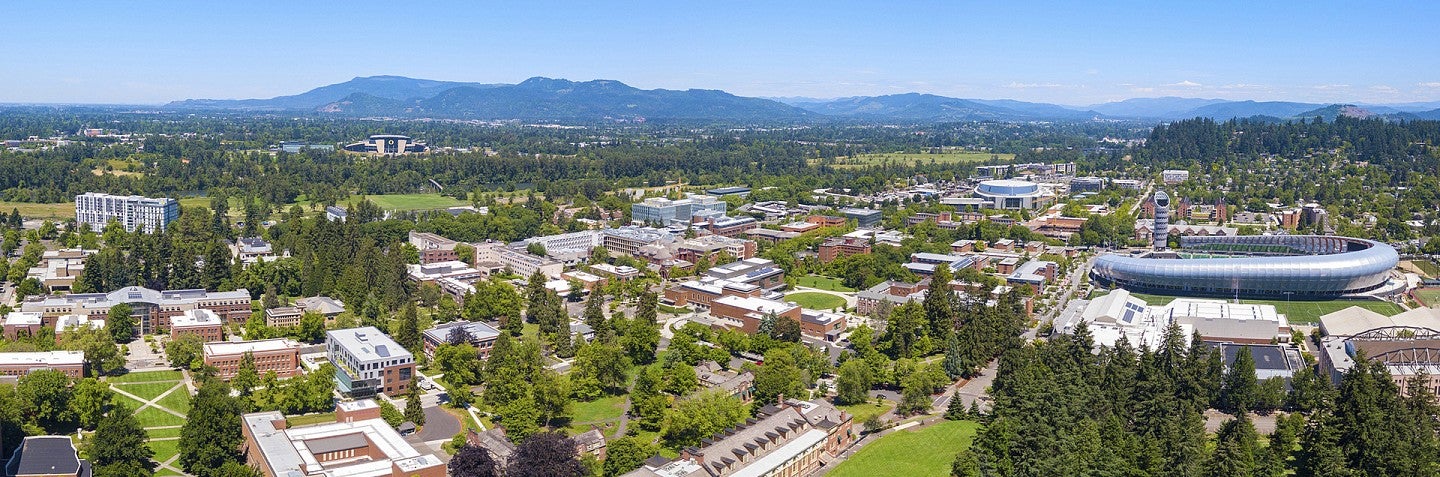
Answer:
top-left (434, 343), bottom-right (483, 387)
top-left (395, 302), bottom-right (421, 353)
top-left (58, 326), bottom-right (124, 376)
top-left (663, 362), bottom-right (699, 396)
top-left (18, 370), bottom-right (76, 433)
top-left (295, 311), bottom-right (326, 343)
top-left (166, 333), bottom-right (205, 370)
top-left (661, 390), bottom-right (748, 448)
top-left (179, 379), bottom-right (245, 476)
top-left (941, 332), bottom-right (965, 379)
top-left (1221, 346), bottom-right (1258, 413)
top-left (622, 292), bottom-right (661, 365)
top-left (72, 377), bottom-right (114, 430)
top-left (232, 352), bottom-right (260, 400)
top-left (106, 304), bottom-right (136, 343)
top-left (753, 347), bottom-right (804, 405)
top-left (835, 359), bottom-right (872, 405)
top-left (89, 402), bottom-right (156, 477)
top-left (379, 399), bottom-right (405, 427)
top-left (404, 386), bottom-right (427, 427)
top-left (602, 437), bottom-right (656, 477)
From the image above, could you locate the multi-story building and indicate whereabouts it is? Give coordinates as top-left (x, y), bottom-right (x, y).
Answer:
top-left (840, 207), bottom-right (883, 228)
top-left (702, 258), bottom-right (786, 292)
top-left (421, 321), bottom-right (501, 358)
top-left (818, 236), bottom-right (871, 263)
top-left (590, 263), bottom-right (641, 281)
top-left (1162, 169), bottom-right (1191, 184)
top-left (1070, 176), bottom-right (1106, 193)
top-left (170, 309), bottom-right (224, 342)
top-left (746, 228), bottom-right (800, 244)
top-left (24, 249), bottom-right (92, 291)
top-left (74, 192), bottom-right (179, 233)
top-left (600, 226), bottom-right (675, 256)
top-left (203, 339), bottom-right (302, 380)
top-left (1006, 261), bottom-right (1058, 291)
top-left (856, 280), bottom-right (928, 316)
top-left (0, 351), bottom-right (86, 378)
top-left (710, 295), bottom-right (802, 334)
top-left (474, 242), bottom-right (563, 279)
top-left (522, 230), bottom-right (602, 259)
top-left (21, 286), bottom-right (251, 334)
top-left (264, 306), bottom-right (303, 328)
top-left (327, 327), bottom-right (416, 398)
top-left (406, 260), bottom-right (484, 285)
top-left (4, 436), bottom-right (90, 477)
top-left (623, 399), bottom-right (854, 477)
top-left (675, 235), bottom-right (756, 264)
top-left (241, 400), bottom-right (445, 477)
top-left (699, 216), bottom-right (758, 238)
top-left (799, 309), bottom-right (848, 341)
top-left (408, 231), bottom-right (460, 264)
top-left (806, 215), bottom-right (847, 227)
top-left (631, 194), bottom-right (727, 226)
top-left (664, 277), bottom-right (765, 309)
top-left (2, 312), bottom-right (43, 340)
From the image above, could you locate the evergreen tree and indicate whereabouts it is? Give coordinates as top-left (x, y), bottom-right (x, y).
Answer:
top-left (621, 292), bottom-right (660, 365)
top-left (1206, 414), bottom-right (1260, 477)
top-left (179, 379), bottom-right (245, 476)
top-left (404, 385), bottom-right (427, 427)
top-left (942, 332), bottom-right (965, 379)
top-left (922, 263), bottom-right (956, 337)
top-left (395, 302), bottom-right (421, 353)
top-left (1221, 345), bottom-right (1258, 413)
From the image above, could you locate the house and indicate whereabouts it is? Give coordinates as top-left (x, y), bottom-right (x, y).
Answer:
top-left (4, 436), bottom-right (90, 477)
top-left (466, 428), bottom-right (518, 468)
top-left (573, 428), bottom-right (607, 459)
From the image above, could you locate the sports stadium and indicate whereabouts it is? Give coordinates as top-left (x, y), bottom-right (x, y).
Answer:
top-left (1091, 235), bottom-right (1399, 298)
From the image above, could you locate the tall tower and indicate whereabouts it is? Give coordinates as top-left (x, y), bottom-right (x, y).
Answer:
top-left (1153, 191), bottom-right (1170, 250)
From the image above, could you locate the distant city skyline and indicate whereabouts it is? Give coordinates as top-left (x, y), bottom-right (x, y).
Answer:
top-left (2, 1), bottom-right (1437, 105)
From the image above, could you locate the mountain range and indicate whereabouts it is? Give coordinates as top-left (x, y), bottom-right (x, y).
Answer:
top-left (166, 76), bottom-right (1440, 123)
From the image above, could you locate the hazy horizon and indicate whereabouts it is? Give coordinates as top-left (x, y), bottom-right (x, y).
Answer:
top-left (3, 1), bottom-right (1437, 105)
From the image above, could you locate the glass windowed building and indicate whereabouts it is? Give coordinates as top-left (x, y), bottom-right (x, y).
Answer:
top-left (75, 192), bottom-right (179, 233)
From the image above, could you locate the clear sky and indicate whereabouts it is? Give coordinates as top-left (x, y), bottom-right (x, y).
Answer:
top-left (3, 1), bottom-right (1438, 105)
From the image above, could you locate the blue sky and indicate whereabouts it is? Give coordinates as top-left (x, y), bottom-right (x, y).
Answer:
top-left (2, 1), bottom-right (1438, 105)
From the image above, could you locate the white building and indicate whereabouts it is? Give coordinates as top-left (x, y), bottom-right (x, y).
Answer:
top-left (1162, 169), bottom-right (1192, 184)
top-left (75, 192), bottom-right (179, 233)
top-left (326, 327), bottom-right (416, 398)
top-left (1056, 289), bottom-right (1289, 348)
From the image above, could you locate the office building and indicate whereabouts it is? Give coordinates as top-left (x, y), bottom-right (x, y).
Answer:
top-left (0, 351), bottom-right (86, 378)
top-left (675, 235), bottom-right (756, 264)
top-left (74, 192), bottom-right (179, 233)
top-left (591, 263), bottom-right (641, 281)
top-left (170, 309), bottom-right (224, 342)
top-left (21, 286), bottom-right (251, 334)
top-left (840, 207), bottom-right (882, 228)
top-left (631, 194), bottom-right (727, 226)
top-left (601, 226), bottom-right (675, 256)
top-left (24, 249), bottom-right (93, 291)
top-left (203, 339), bottom-right (302, 380)
top-left (703, 258), bottom-right (785, 291)
top-left (699, 216), bottom-right (758, 238)
top-left (1070, 176), bottom-right (1105, 193)
top-left (818, 236), bottom-right (871, 263)
top-left (420, 321), bottom-right (501, 358)
top-left (1162, 169), bottom-right (1191, 184)
top-left (710, 295), bottom-right (801, 334)
top-left (705, 186), bottom-right (751, 197)
top-left (474, 242), bottom-right (563, 279)
top-left (241, 400), bottom-right (445, 477)
top-left (408, 231), bottom-right (460, 264)
top-left (327, 327), bottom-right (415, 398)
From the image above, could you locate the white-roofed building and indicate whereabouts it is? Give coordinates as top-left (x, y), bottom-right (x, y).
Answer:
top-left (327, 327), bottom-right (415, 398)
top-left (240, 400), bottom-right (445, 477)
top-left (1054, 289), bottom-right (1192, 351)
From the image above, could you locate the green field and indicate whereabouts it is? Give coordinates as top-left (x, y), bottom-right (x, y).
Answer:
top-left (145, 427), bottom-right (183, 439)
top-left (114, 381), bottom-right (181, 401)
top-left (154, 387), bottom-right (192, 414)
top-left (361, 194), bottom-right (468, 211)
top-left (795, 275), bottom-right (856, 292)
top-left (837, 399), bottom-right (895, 425)
top-left (135, 405), bottom-right (186, 428)
top-left (830, 420), bottom-right (981, 477)
top-left (820, 151), bottom-right (1013, 169)
top-left (149, 438), bottom-right (182, 476)
top-left (0, 201), bottom-right (74, 220)
top-left (107, 369), bottom-right (185, 383)
top-left (785, 292), bottom-right (848, 311)
top-left (1415, 289), bottom-right (1440, 308)
top-left (1128, 292), bottom-right (1403, 324)
top-left (287, 412), bottom-right (338, 427)
top-left (1412, 260), bottom-right (1440, 277)
top-left (571, 395), bottom-right (627, 425)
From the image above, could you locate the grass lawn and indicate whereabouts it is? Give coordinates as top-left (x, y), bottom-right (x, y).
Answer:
top-left (830, 420), bottom-right (981, 477)
top-left (361, 194), bottom-right (468, 211)
top-left (286, 412), bottom-right (337, 427)
top-left (154, 387), bottom-right (192, 414)
top-left (784, 292), bottom-right (847, 311)
top-left (1128, 292), bottom-right (1402, 324)
top-left (149, 438), bottom-right (181, 472)
top-left (571, 395), bottom-right (627, 425)
top-left (837, 399), bottom-right (895, 425)
top-left (1415, 288), bottom-right (1440, 308)
top-left (135, 406), bottom-right (186, 428)
top-left (114, 382), bottom-right (181, 401)
top-left (0, 201), bottom-right (74, 220)
top-left (107, 369), bottom-right (185, 383)
top-left (795, 275), bottom-right (856, 292)
top-left (658, 304), bottom-right (690, 314)
top-left (146, 427), bottom-right (183, 439)
top-left (819, 151), bottom-right (1013, 169)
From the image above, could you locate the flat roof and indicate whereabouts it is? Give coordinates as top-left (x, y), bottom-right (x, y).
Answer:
top-left (203, 339), bottom-right (299, 357)
top-left (326, 327), bottom-right (413, 363)
top-left (4, 311), bottom-right (42, 326)
top-left (0, 350), bottom-right (85, 366)
top-left (422, 321), bottom-right (500, 345)
top-left (171, 309), bottom-right (222, 328)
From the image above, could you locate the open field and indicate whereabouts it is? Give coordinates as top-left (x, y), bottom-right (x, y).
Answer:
top-left (571, 395), bottom-right (627, 425)
top-left (795, 275), bottom-right (856, 292)
top-left (1415, 289), bottom-right (1440, 308)
top-left (362, 194), bottom-right (468, 211)
top-left (830, 420), bottom-right (980, 477)
top-left (0, 201), bottom-right (73, 220)
top-left (149, 438), bottom-right (181, 476)
top-left (817, 151), bottom-right (1014, 169)
top-left (1129, 292), bottom-right (1403, 324)
top-left (155, 387), bottom-right (191, 414)
top-left (1411, 260), bottom-right (1440, 278)
top-left (785, 292), bottom-right (847, 311)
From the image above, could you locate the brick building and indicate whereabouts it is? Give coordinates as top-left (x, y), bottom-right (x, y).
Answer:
top-left (203, 339), bottom-right (303, 380)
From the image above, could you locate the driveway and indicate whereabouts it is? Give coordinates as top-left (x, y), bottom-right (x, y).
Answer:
top-left (414, 404), bottom-right (461, 442)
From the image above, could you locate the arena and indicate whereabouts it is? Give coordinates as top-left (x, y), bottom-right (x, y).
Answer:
top-left (1091, 235), bottom-right (1399, 298)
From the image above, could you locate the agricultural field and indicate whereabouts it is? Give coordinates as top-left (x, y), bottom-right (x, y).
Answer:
top-left (784, 291), bottom-right (847, 311)
top-left (829, 420), bottom-right (980, 477)
top-left (815, 151), bottom-right (1013, 169)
